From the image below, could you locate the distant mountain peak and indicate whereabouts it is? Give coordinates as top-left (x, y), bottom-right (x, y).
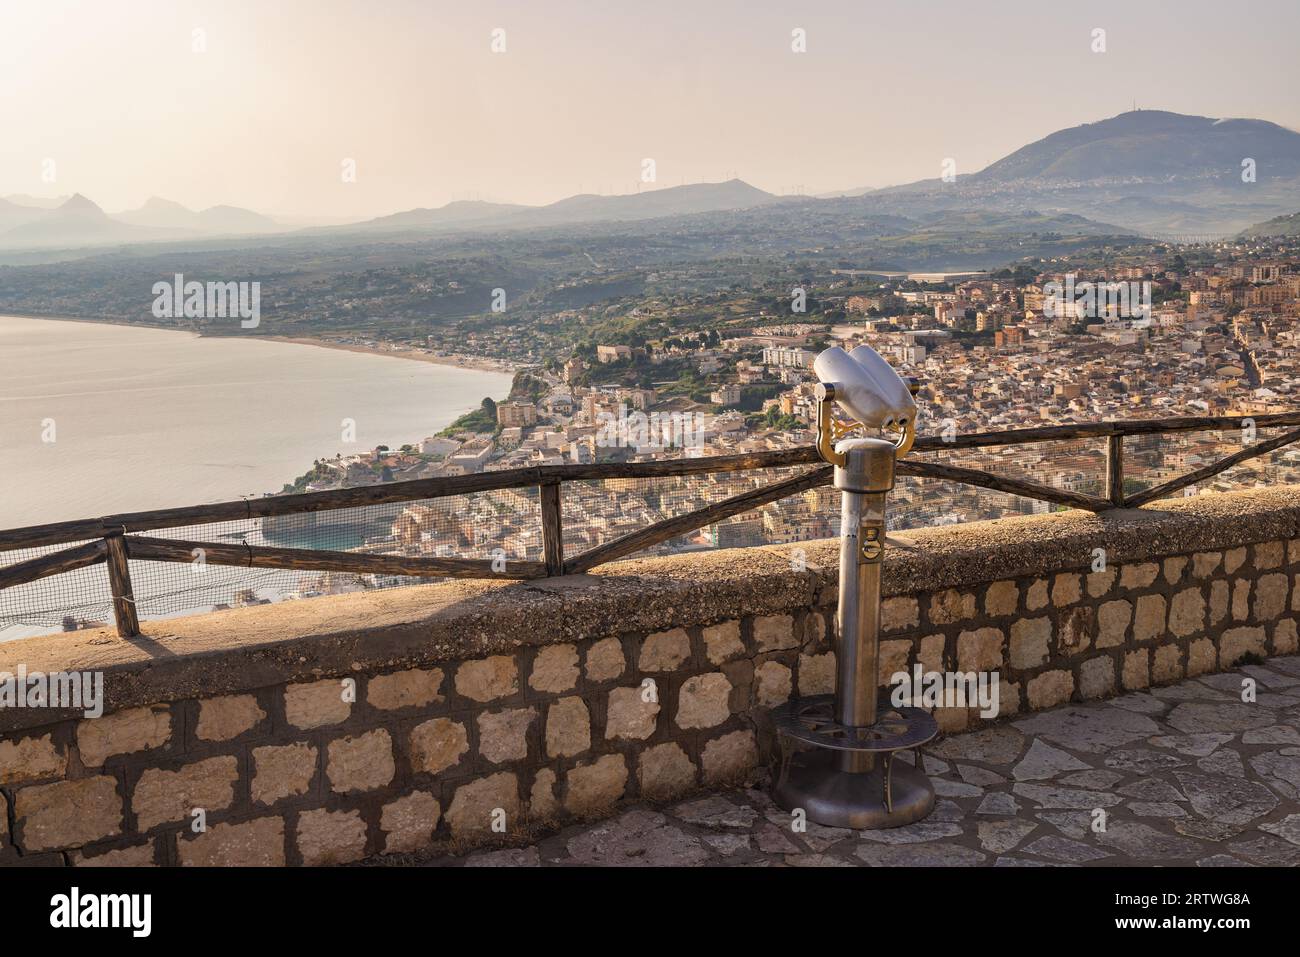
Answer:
top-left (972, 109), bottom-right (1300, 183)
top-left (60, 193), bottom-right (105, 213)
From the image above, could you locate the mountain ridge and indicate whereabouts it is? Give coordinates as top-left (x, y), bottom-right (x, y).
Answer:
top-left (1240, 210), bottom-right (1300, 237)
top-left (4, 110), bottom-right (1299, 249)
top-left (973, 110), bottom-right (1300, 183)
top-left (116, 197), bottom-right (280, 234)
top-left (336, 179), bottom-right (781, 235)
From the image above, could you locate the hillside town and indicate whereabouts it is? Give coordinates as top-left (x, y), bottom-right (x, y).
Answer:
top-left (263, 240), bottom-right (1300, 596)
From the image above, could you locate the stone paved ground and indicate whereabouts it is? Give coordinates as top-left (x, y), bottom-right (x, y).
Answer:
top-left (415, 657), bottom-right (1300, 867)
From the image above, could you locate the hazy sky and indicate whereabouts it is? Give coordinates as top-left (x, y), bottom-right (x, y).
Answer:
top-left (3, 0), bottom-right (1298, 220)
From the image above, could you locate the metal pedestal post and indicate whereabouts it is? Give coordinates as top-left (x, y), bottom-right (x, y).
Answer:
top-left (772, 437), bottom-right (937, 828)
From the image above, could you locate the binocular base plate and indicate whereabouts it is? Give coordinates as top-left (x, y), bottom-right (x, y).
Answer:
top-left (771, 695), bottom-right (938, 753)
top-left (773, 748), bottom-right (935, 830)
top-left (770, 696), bottom-right (939, 829)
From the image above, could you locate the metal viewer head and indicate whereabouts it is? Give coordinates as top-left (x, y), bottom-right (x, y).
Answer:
top-left (812, 345), bottom-right (918, 432)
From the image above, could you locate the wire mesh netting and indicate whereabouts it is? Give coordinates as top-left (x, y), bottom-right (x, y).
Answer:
top-left (559, 465), bottom-right (831, 560)
top-left (899, 428), bottom-right (1300, 528)
top-left (4, 432), bottom-right (1300, 640)
top-left (891, 436), bottom-right (1113, 528)
top-left (0, 487), bottom-right (540, 638)
top-left (0, 540), bottom-right (115, 635)
top-left (1121, 428), bottom-right (1300, 499)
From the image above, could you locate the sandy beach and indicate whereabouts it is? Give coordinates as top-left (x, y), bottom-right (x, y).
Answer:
top-left (260, 335), bottom-right (519, 375)
top-left (0, 312), bottom-right (518, 376)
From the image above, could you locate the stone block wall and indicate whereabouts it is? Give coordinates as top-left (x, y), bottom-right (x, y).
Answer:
top-left (0, 614), bottom-right (829, 866)
top-left (874, 539), bottom-right (1299, 733)
top-left (1, 484), bottom-right (1298, 865)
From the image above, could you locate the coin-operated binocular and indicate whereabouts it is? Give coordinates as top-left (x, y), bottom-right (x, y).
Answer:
top-left (771, 345), bottom-right (937, 828)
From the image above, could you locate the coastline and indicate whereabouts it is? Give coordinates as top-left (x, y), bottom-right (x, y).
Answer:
top-left (0, 313), bottom-right (517, 531)
top-left (0, 312), bottom-right (518, 376)
top-left (257, 335), bottom-right (518, 375)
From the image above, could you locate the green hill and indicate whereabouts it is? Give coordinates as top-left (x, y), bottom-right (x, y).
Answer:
top-left (1239, 210), bottom-right (1300, 237)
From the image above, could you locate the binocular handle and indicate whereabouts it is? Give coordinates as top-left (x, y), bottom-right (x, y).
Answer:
top-left (815, 387), bottom-right (915, 467)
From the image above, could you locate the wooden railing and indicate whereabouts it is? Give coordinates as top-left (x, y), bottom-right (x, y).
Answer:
top-left (2, 412), bottom-right (1299, 639)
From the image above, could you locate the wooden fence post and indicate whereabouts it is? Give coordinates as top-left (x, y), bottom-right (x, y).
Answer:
top-left (540, 482), bottom-right (564, 576)
top-left (1105, 434), bottom-right (1125, 507)
top-left (104, 532), bottom-right (140, 637)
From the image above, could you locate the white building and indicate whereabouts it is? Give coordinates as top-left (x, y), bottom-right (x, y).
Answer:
top-left (762, 346), bottom-right (812, 369)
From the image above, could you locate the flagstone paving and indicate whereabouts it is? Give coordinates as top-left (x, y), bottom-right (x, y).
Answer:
top-left (418, 657), bottom-right (1300, 867)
